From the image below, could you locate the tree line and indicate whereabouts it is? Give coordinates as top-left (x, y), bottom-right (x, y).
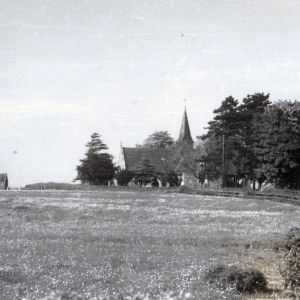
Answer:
top-left (202, 93), bottom-right (300, 189)
top-left (75, 94), bottom-right (300, 189)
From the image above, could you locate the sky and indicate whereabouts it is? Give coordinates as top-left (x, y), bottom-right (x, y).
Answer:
top-left (1, 0), bottom-right (300, 186)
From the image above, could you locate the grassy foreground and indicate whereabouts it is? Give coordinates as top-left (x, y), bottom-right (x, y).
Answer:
top-left (0, 188), bottom-right (299, 299)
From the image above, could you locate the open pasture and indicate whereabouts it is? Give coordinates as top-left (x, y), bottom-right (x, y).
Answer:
top-left (0, 188), bottom-right (299, 299)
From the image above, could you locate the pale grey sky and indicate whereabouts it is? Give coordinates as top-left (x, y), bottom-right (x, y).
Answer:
top-left (1, 0), bottom-right (300, 186)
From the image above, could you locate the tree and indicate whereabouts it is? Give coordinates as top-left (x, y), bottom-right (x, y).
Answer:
top-left (115, 169), bottom-right (134, 186)
top-left (201, 96), bottom-right (241, 184)
top-left (203, 96), bottom-right (240, 139)
top-left (254, 101), bottom-right (300, 189)
top-left (201, 93), bottom-right (271, 185)
top-left (201, 137), bottom-right (223, 181)
top-left (236, 93), bottom-right (271, 180)
top-left (132, 159), bottom-right (158, 185)
top-left (143, 131), bottom-right (174, 149)
top-left (161, 170), bottom-right (180, 187)
top-left (75, 133), bottom-right (115, 185)
top-left (170, 139), bottom-right (206, 183)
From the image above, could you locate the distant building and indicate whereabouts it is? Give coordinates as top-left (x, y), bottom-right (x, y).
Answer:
top-left (0, 173), bottom-right (8, 190)
top-left (119, 108), bottom-right (200, 187)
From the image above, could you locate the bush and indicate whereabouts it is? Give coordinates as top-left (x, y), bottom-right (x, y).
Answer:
top-left (161, 171), bottom-right (180, 187)
top-left (280, 227), bottom-right (300, 292)
top-left (116, 170), bottom-right (134, 186)
top-left (205, 265), bottom-right (268, 294)
top-left (178, 185), bottom-right (194, 194)
top-left (132, 159), bottom-right (157, 186)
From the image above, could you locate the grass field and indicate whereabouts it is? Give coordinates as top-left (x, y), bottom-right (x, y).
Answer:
top-left (0, 188), bottom-right (299, 300)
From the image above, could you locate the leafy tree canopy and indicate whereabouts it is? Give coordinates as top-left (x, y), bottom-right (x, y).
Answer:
top-left (143, 131), bottom-right (174, 149)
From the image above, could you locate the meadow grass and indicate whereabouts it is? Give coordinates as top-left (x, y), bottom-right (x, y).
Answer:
top-left (0, 188), bottom-right (299, 299)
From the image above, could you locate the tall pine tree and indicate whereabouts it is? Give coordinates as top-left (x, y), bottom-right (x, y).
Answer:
top-left (235, 93), bottom-right (271, 180)
top-left (201, 96), bottom-right (241, 182)
top-left (202, 93), bottom-right (271, 185)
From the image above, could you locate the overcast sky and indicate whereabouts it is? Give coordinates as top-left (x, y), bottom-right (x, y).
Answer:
top-left (1, 0), bottom-right (300, 186)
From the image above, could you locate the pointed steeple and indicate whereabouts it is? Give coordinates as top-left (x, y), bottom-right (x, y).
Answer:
top-left (177, 107), bottom-right (193, 146)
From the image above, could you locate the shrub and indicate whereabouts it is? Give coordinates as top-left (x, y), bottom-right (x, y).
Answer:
top-left (161, 171), bottom-right (180, 187)
top-left (132, 159), bottom-right (157, 186)
top-left (280, 227), bottom-right (300, 292)
top-left (178, 185), bottom-right (194, 194)
top-left (205, 265), bottom-right (268, 294)
top-left (116, 170), bottom-right (135, 186)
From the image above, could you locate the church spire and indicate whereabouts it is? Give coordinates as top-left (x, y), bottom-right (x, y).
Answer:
top-left (177, 107), bottom-right (193, 146)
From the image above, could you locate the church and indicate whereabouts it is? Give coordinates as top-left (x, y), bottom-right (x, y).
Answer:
top-left (118, 108), bottom-right (201, 187)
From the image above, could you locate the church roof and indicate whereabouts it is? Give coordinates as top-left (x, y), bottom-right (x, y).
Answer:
top-left (122, 147), bottom-right (174, 173)
top-left (177, 108), bottom-right (193, 145)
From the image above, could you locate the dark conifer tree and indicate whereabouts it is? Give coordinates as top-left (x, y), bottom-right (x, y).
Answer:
top-left (202, 93), bottom-right (271, 185)
top-left (254, 101), bottom-right (300, 189)
top-left (75, 133), bottom-right (115, 185)
top-left (201, 96), bottom-right (241, 181)
top-left (235, 93), bottom-right (271, 181)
